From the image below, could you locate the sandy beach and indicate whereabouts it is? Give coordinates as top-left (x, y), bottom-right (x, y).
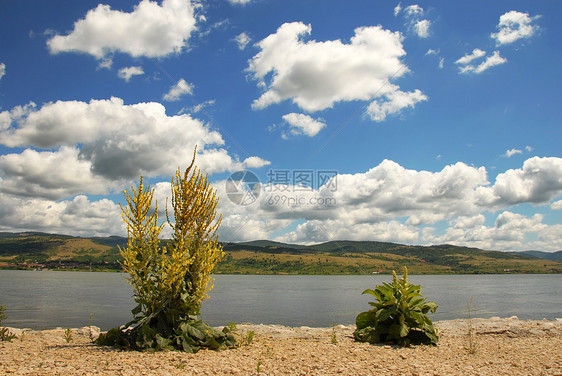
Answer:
top-left (1, 317), bottom-right (561, 375)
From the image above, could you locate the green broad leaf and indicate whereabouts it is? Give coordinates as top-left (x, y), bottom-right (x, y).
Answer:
top-left (382, 297), bottom-right (396, 306)
top-left (155, 334), bottom-right (172, 350)
top-left (399, 323), bottom-right (409, 338)
top-left (388, 323), bottom-right (403, 339)
top-left (356, 310), bottom-right (376, 329)
top-left (353, 327), bottom-right (381, 344)
top-left (409, 311), bottom-right (424, 325)
top-left (374, 308), bottom-right (391, 322)
top-left (409, 297), bottom-right (425, 308)
top-left (406, 284), bottom-right (421, 295)
top-left (362, 288), bottom-right (377, 297)
top-left (201, 335), bottom-right (221, 350)
top-left (422, 301), bottom-right (438, 314)
top-left (182, 323), bottom-right (206, 340)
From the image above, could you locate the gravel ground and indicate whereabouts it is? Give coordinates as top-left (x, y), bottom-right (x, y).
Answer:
top-left (1, 317), bottom-right (561, 375)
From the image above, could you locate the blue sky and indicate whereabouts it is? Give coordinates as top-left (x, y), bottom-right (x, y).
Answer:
top-left (0, 0), bottom-right (561, 251)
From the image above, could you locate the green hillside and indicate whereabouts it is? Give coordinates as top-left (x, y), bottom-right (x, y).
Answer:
top-left (218, 240), bottom-right (562, 274)
top-left (1, 232), bottom-right (560, 274)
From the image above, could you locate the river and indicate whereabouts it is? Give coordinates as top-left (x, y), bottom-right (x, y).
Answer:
top-left (0, 271), bottom-right (560, 330)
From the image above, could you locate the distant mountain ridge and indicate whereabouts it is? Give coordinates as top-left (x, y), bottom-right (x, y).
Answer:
top-left (1, 232), bottom-right (561, 274)
top-left (517, 250), bottom-right (562, 262)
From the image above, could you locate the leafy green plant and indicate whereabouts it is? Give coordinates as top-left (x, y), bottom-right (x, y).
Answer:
top-left (354, 267), bottom-right (438, 346)
top-left (331, 322), bottom-right (338, 345)
top-left (224, 322), bottom-right (238, 334)
top-left (64, 328), bottom-right (73, 343)
top-left (0, 305), bottom-right (17, 342)
top-left (222, 322), bottom-right (255, 346)
top-left (96, 150), bottom-right (236, 352)
top-left (244, 330), bottom-right (255, 345)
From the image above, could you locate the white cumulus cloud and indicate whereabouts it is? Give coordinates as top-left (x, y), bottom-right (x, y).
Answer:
top-left (457, 51), bottom-right (507, 74)
top-left (118, 66), bottom-right (144, 81)
top-left (492, 11), bottom-right (540, 45)
top-left (455, 48), bottom-right (486, 65)
top-left (163, 78), bottom-right (193, 101)
top-left (211, 156), bottom-right (562, 250)
top-left (479, 156), bottom-right (562, 206)
top-left (47, 0), bottom-right (197, 59)
top-left (0, 193), bottom-right (124, 237)
top-left (0, 63), bottom-right (5, 80)
top-left (367, 89), bottom-right (428, 122)
top-left (0, 147), bottom-right (112, 200)
top-left (404, 5), bottom-right (423, 17)
top-left (414, 19), bottom-right (431, 38)
top-left (426, 211), bottom-right (552, 252)
top-left (234, 32), bottom-right (251, 50)
top-left (248, 22), bottom-right (425, 121)
top-left (242, 156), bottom-right (271, 169)
top-left (0, 97), bottom-right (268, 198)
top-left (393, 3), bottom-right (402, 17)
top-left (551, 200), bottom-right (562, 210)
top-left (504, 148), bottom-right (523, 158)
top-left (282, 113), bottom-right (326, 137)
top-left (395, 4), bottom-right (431, 38)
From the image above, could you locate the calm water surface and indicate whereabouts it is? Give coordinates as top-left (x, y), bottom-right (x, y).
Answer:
top-left (0, 271), bottom-right (560, 330)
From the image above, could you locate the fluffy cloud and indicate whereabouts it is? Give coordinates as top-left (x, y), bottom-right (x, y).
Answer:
top-left (414, 19), bottom-right (431, 38)
top-left (0, 97), bottom-right (267, 198)
top-left (403, 5), bottom-right (423, 16)
top-left (395, 4), bottom-right (431, 38)
top-left (163, 78), bottom-right (193, 101)
top-left (228, 0), bottom-right (252, 4)
top-left (234, 32), bottom-right (251, 50)
top-left (211, 156), bottom-right (562, 250)
top-left (248, 22), bottom-right (425, 121)
top-left (426, 211), bottom-right (553, 251)
top-left (367, 89), bottom-right (427, 121)
top-left (0, 193), bottom-right (123, 237)
top-left (504, 148), bottom-right (522, 158)
top-left (455, 11), bottom-right (539, 76)
top-left (118, 66), bottom-right (144, 81)
top-left (479, 157), bottom-right (562, 206)
top-left (457, 51), bottom-right (507, 74)
top-left (0, 63), bottom-right (5, 80)
top-left (47, 0), bottom-right (197, 59)
top-left (551, 200), bottom-right (562, 210)
top-left (491, 11), bottom-right (540, 45)
top-left (277, 219), bottom-right (420, 245)
top-left (282, 113), bottom-right (326, 137)
top-left (455, 49), bottom-right (486, 65)
top-left (242, 156), bottom-right (271, 169)
top-left (0, 147), bottom-right (112, 200)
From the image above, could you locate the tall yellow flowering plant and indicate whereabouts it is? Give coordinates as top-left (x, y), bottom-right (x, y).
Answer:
top-left (97, 149), bottom-right (235, 352)
top-left (119, 176), bottom-right (166, 317)
top-left (166, 152), bottom-right (224, 315)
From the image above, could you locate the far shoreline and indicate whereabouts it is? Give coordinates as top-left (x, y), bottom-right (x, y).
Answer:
top-left (1, 266), bottom-right (561, 275)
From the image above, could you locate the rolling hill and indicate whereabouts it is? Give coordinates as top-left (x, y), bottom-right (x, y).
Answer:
top-left (0, 232), bottom-right (560, 274)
